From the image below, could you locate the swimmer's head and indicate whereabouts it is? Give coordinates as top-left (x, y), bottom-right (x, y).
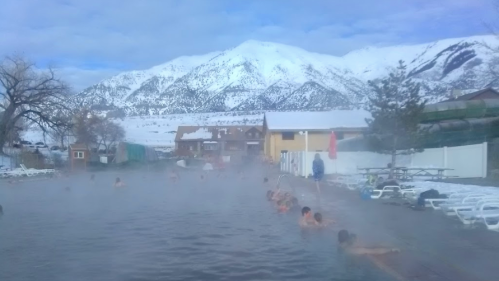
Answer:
top-left (116, 177), bottom-right (120, 183)
top-left (267, 190), bottom-right (274, 200)
top-left (338, 229), bottom-right (356, 246)
top-left (264, 177), bottom-right (268, 183)
top-left (291, 197), bottom-right (298, 205)
top-left (314, 213), bottom-right (323, 223)
top-left (301, 206), bottom-right (311, 217)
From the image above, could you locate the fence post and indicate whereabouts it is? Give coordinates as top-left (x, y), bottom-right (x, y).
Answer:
top-left (280, 152), bottom-right (284, 172)
top-left (482, 142), bottom-right (488, 178)
top-left (443, 146), bottom-right (448, 176)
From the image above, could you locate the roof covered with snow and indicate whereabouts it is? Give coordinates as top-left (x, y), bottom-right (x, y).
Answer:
top-left (264, 110), bottom-right (370, 131)
top-left (175, 126), bottom-right (263, 141)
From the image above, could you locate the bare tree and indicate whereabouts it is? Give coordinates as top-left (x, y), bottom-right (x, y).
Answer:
top-left (47, 107), bottom-right (76, 149)
top-left (0, 56), bottom-right (70, 154)
top-left (72, 108), bottom-right (101, 148)
top-left (95, 119), bottom-right (125, 154)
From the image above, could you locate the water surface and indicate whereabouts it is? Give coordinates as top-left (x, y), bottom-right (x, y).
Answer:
top-left (0, 169), bottom-right (392, 281)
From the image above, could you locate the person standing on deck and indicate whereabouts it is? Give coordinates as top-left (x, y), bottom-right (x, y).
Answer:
top-left (312, 153), bottom-right (325, 193)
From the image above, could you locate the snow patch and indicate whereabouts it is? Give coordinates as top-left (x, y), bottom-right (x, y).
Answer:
top-left (181, 128), bottom-right (212, 140)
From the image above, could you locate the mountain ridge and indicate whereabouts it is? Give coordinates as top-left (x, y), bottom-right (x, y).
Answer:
top-left (75, 35), bottom-right (499, 116)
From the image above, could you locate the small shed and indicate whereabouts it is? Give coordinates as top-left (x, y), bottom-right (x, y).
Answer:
top-left (68, 143), bottom-right (89, 170)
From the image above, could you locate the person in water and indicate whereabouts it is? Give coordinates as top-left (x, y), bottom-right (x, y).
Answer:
top-left (271, 190), bottom-right (281, 201)
top-left (338, 230), bottom-right (400, 255)
top-left (90, 174), bottom-right (95, 182)
top-left (289, 197), bottom-right (300, 212)
top-left (114, 177), bottom-right (125, 187)
top-left (299, 206), bottom-right (315, 227)
top-left (280, 200), bottom-right (292, 213)
top-left (312, 153), bottom-right (325, 194)
top-left (313, 212), bottom-right (335, 226)
top-left (266, 190), bottom-right (274, 201)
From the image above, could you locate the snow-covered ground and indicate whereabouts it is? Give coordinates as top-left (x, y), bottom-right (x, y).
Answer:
top-left (20, 111), bottom-right (264, 148)
top-left (0, 155), bottom-right (12, 169)
top-left (114, 111), bottom-right (263, 147)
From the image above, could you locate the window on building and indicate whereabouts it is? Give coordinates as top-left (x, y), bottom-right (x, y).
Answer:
top-left (203, 143), bottom-right (218, 151)
top-left (248, 132), bottom-right (253, 138)
top-left (73, 151), bottom-right (84, 159)
top-left (281, 132), bottom-right (294, 140)
top-left (255, 132), bottom-right (260, 138)
top-left (336, 132), bottom-right (345, 140)
top-left (226, 142), bottom-right (243, 151)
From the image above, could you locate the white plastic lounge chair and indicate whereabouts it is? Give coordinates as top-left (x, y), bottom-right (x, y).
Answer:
top-left (426, 192), bottom-right (489, 210)
top-left (439, 195), bottom-right (499, 215)
top-left (19, 164), bottom-right (55, 177)
top-left (457, 202), bottom-right (499, 230)
top-left (398, 187), bottom-right (426, 198)
top-left (20, 164), bottom-right (35, 177)
top-left (453, 200), bottom-right (499, 224)
top-left (371, 185), bottom-right (400, 199)
top-left (442, 198), bottom-right (499, 217)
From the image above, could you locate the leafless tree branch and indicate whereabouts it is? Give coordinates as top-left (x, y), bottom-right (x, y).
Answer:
top-left (0, 56), bottom-right (71, 154)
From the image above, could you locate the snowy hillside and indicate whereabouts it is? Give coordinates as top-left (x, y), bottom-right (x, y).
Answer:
top-left (115, 111), bottom-right (263, 147)
top-left (21, 112), bottom-right (264, 148)
top-left (76, 35), bottom-right (499, 115)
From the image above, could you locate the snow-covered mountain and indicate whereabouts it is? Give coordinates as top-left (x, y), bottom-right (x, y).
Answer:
top-left (75, 35), bottom-right (499, 115)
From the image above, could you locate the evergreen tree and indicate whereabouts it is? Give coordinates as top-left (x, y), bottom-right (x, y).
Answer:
top-left (366, 61), bottom-right (427, 177)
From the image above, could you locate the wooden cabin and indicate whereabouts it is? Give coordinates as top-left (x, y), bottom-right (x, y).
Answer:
top-left (68, 143), bottom-right (89, 171)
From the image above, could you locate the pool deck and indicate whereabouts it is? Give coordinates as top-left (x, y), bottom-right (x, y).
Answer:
top-left (290, 176), bottom-right (499, 281)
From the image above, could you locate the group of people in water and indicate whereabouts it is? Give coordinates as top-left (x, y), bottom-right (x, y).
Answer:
top-left (266, 187), bottom-right (333, 227)
top-left (265, 177), bottom-right (400, 256)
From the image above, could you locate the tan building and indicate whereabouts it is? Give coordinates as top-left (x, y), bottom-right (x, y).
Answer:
top-left (263, 110), bottom-right (370, 162)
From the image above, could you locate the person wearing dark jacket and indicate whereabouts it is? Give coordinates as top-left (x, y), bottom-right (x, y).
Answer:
top-left (312, 153), bottom-right (325, 193)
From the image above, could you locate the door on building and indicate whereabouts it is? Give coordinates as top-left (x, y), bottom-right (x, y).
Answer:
top-left (247, 141), bottom-right (261, 156)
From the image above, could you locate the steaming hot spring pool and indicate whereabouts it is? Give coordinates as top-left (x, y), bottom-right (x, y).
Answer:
top-left (0, 169), bottom-right (393, 281)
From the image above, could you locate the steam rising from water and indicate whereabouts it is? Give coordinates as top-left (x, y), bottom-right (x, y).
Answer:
top-left (0, 163), bottom-right (393, 281)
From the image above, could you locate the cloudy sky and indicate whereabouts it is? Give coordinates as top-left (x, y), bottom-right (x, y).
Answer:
top-left (0, 0), bottom-right (495, 91)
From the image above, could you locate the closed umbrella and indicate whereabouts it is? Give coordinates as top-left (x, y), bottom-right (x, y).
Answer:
top-left (329, 131), bottom-right (337, 159)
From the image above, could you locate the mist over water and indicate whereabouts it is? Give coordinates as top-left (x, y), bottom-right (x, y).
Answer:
top-left (0, 165), bottom-right (392, 281)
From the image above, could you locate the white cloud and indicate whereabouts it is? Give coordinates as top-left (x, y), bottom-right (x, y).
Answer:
top-left (54, 67), bottom-right (121, 92)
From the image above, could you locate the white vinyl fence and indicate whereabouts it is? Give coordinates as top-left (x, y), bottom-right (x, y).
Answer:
top-left (280, 142), bottom-right (487, 178)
